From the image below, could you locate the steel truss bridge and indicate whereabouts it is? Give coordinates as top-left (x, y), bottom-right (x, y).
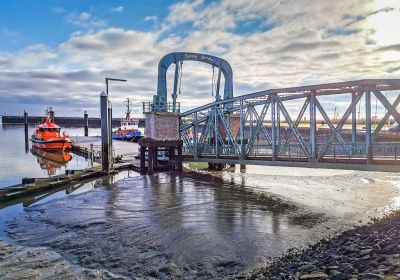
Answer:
top-left (180, 79), bottom-right (400, 171)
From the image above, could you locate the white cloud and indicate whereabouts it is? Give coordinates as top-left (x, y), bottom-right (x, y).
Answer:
top-left (111, 6), bottom-right (124, 13)
top-left (51, 7), bottom-right (65, 14)
top-left (65, 11), bottom-right (107, 31)
top-left (144, 16), bottom-right (158, 22)
top-left (1, 0), bottom-right (400, 116)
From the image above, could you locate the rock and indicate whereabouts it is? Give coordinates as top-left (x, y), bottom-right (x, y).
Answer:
top-left (363, 272), bottom-right (384, 279)
top-left (147, 269), bottom-right (159, 277)
top-left (299, 272), bottom-right (328, 279)
top-left (331, 272), bottom-right (349, 280)
top-left (381, 243), bottom-right (398, 254)
top-left (327, 266), bottom-right (340, 270)
top-left (301, 264), bottom-right (317, 273)
top-left (360, 249), bottom-right (373, 256)
top-left (159, 266), bottom-right (170, 274)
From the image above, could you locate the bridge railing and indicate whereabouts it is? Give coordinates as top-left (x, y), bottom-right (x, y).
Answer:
top-left (183, 142), bottom-right (400, 161)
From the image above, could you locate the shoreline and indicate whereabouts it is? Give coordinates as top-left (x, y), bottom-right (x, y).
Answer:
top-left (244, 211), bottom-right (400, 279)
top-left (0, 168), bottom-right (399, 279)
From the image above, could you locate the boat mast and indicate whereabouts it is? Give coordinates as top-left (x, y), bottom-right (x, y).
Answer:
top-left (124, 98), bottom-right (131, 119)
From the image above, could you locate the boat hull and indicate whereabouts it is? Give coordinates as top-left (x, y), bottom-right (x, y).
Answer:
top-left (112, 132), bottom-right (143, 142)
top-left (31, 138), bottom-right (72, 151)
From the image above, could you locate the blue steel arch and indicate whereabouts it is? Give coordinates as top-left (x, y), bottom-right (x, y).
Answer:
top-left (153, 52), bottom-right (233, 112)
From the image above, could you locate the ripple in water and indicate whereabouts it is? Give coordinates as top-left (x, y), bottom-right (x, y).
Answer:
top-left (7, 172), bottom-right (327, 279)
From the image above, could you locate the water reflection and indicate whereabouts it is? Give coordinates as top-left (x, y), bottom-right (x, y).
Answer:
top-left (7, 172), bottom-right (327, 279)
top-left (30, 147), bottom-right (72, 176)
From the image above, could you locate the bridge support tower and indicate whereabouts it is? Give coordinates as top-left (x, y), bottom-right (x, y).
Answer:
top-left (139, 112), bottom-right (183, 175)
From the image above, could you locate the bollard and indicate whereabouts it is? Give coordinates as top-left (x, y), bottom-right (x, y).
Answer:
top-left (84, 111), bottom-right (88, 136)
top-left (100, 91), bottom-right (109, 172)
top-left (24, 110), bottom-right (29, 152)
top-left (108, 102), bottom-right (113, 168)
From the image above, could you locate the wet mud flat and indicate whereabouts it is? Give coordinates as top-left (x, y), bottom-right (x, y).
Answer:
top-left (247, 211), bottom-right (400, 280)
top-left (0, 240), bottom-right (127, 280)
top-left (3, 171), bottom-right (332, 279)
top-left (1, 169), bottom-right (400, 279)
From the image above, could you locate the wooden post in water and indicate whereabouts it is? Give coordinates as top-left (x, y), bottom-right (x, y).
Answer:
top-left (24, 110), bottom-right (29, 152)
top-left (84, 111), bottom-right (88, 136)
top-left (148, 147), bottom-right (154, 175)
top-left (108, 102), bottom-right (113, 169)
top-left (100, 91), bottom-right (109, 172)
top-left (140, 146), bottom-right (146, 175)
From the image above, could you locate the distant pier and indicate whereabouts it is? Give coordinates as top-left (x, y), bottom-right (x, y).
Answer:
top-left (1, 115), bottom-right (145, 128)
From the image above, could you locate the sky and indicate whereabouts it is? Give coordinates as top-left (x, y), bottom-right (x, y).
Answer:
top-left (0, 0), bottom-right (400, 118)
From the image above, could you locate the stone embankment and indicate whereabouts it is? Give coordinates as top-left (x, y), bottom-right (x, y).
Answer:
top-left (245, 211), bottom-right (400, 280)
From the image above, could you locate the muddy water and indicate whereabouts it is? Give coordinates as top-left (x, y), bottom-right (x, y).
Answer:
top-left (4, 169), bottom-right (400, 278)
top-left (5, 172), bottom-right (326, 278)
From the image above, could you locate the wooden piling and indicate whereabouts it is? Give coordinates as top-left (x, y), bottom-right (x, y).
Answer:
top-left (84, 111), bottom-right (89, 136)
top-left (24, 110), bottom-right (29, 151)
top-left (100, 91), bottom-right (109, 172)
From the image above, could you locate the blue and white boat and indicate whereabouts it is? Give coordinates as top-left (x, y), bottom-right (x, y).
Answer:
top-left (112, 118), bottom-right (144, 142)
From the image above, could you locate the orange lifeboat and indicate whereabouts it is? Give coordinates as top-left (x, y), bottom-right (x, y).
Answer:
top-left (31, 113), bottom-right (72, 151)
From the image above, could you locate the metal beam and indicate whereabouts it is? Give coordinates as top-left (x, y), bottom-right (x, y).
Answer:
top-left (317, 91), bottom-right (364, 161)
top-left (373, 90), bottom-right (400, 125)
top-left (180, 79), bottom-right (400, 117)
top-left (282, 97), bottom-right (310, 153)
top-left (365, 90), bottom-right (372, 163)
top-left (373, 94), bottom-right (400, 137)
top-left (271, 94), bottom-right (277, 160)
top-left (275, 97), bottom-right (311, 160)
top-left (351, 92), bottom-right (357, 151)
top-left (314, 98), bottom-right (352, 155)
top-left (309, 91), bottom-right (317, 160)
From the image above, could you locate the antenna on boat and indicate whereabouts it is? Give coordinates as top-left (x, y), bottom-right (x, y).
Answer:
top-left (124, 98), bottom-right (131, 119)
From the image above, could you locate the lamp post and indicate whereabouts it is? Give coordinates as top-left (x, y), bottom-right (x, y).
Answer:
top-left (104, 77), bottom-right (127, 171)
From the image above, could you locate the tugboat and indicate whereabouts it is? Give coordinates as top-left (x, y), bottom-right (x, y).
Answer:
top-left (31, 109), bottom-right (72, 151)
top-left (112, 98), bottom-right (144, 142)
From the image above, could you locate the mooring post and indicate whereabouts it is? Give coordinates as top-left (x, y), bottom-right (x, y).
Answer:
top-left (108, 102), bottom-right (113, 168)
top-left (24, 110), bottom-right (29, 152)
top-left (169, 147), bottom-right (175, 170)
top-left (148, 147), bottom-right (154, 175)
top-left (140, 146), bottom-right (146, 175)
top-left (100, 91), bottom-right (109, 172)
top-left (153, 147), bottom-right (158, 170)
top-left (84, 111), bottom-right (89, 136)
top-left (177, 145), bottom-right (183, 172)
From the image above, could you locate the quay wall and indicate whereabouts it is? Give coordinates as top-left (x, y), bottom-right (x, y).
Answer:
top-left (1, 115), bottom-right (145, 128)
